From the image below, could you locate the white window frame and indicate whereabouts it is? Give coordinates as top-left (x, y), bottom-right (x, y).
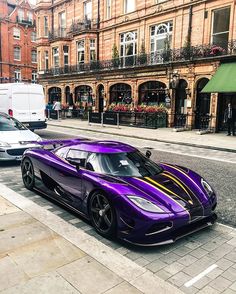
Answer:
top-left (44, 50), bottom-right (49, 70)
top-left (58, 11), bottom-right (66, 37)
top-left (84, 1), bottom-right (92, 20)
top-left (106, 0), bottom-right (111, 19)
top-left (14, 69), bottom-right (21, 82)
top-left (32, 71), bottom-right (37, 82)
top-left (63, 45), bottom-right (69, 66)
top-left (90, 39), bottom-right (96, 61)
top-left (124, 0), bottom-right (135, 14)
top-left (27, 11), bottom-right (33, 23)
top-left (211, 7), bottom-right (230, 46)
top-left (31, 50), bottom-right (37, 63)
top-left (13, 27), bottom-right (20, 39)
top-left (31, 31), bottom-right (36, 42)
top-left (150, 22), bottom-right (173, 64)
top-left (77, 40), bottom-right (85, 64)
top-left (14, 47), bottom-right (21, 61)
top-left (18, 9), bottom-right (24, 21)
top-left (53, 47), bottom-right (59, 67)
top-left (44, 16), bottom-right (49, 37)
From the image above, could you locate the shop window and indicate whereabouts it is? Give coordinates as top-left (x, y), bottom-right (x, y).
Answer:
top-left (110, 83), bottom-right (132, 104)
top-left (75, 85), bottom-right (93, 103)
top-left (150, 21), bottom-right (173, 64)
top-left (212, 7), bottom-right (230, 48)
top-left (138, 81), bottom-right (166, 105)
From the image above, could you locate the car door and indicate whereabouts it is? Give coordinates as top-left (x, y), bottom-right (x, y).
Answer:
top-left (49, 149), bottom-right (88, 208)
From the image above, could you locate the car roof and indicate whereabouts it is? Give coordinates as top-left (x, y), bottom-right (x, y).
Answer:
top-left (0, 112), bottom-right (10, 118)
top-left (62, 140), bottom-right (137, 154)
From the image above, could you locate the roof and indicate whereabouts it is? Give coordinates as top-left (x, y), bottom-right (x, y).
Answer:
top-left (62, 140), bottom-right (137, 154)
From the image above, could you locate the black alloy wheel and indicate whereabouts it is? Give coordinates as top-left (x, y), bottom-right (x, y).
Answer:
top-left (21, 158), bottom-right (35, 190)
top-left (89, 192), bottom-right (116, 238)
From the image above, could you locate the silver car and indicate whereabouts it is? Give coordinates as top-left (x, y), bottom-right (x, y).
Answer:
top-left (0, 112), bottom-right (42, 161)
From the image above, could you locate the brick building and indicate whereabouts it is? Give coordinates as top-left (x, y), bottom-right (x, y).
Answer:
top-left (36, 0), bottom-right (236, 132)
top-left (0, 0), bottom-right (37, 83)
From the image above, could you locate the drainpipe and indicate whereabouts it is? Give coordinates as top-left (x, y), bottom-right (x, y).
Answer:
top-left (51, 0), bottom-right (54, 34)
top-left (97, 0), bottom-right (100, 62)
top-left (187, 5), bottom-right (193, 45)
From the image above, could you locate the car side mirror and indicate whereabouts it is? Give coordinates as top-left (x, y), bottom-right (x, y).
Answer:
top-left (146, 150), bottom-right (152, 159)
top-left (66, 157), bottom-right (81, 170)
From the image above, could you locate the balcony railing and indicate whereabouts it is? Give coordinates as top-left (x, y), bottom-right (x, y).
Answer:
top-left (70, 19), bottom-right (99, 35)
top-left (16, 16), bottom-right (35, 26)
top-left (40, 40), bottom-right (236, 76)
top-left (48, 27), bottom-right (68, 41)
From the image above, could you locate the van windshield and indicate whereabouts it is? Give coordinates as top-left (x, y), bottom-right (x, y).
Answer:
top-left (0, 115), bottom-right (27, 131)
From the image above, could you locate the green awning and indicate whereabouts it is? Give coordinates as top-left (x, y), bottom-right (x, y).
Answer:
top-left (202, 62), bottom-right (236, 93)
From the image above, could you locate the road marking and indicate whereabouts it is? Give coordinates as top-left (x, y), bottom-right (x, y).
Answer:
top-left (184, 264), bottom-right (218, 288)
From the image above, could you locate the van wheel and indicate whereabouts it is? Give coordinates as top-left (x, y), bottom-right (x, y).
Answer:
top-left (21, 158), bottom-right (35, 190)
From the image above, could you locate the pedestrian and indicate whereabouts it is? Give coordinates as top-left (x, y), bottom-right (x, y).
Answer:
top-left (52, 100), bottom-right (61, 121)
top-left (224, 102), bottom-right (235, 136)
top-left (45, 101), bottom-right (53, 119)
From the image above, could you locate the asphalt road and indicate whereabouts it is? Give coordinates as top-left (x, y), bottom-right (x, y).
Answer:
top-left (1, 129), bottom-right (236, 228)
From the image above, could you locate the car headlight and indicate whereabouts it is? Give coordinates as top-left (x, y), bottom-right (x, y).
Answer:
top-left (201, 178), bottom-right (214, 196)
top-left (0, 141), bottom-right (11, 147)
top-left (127, 195), bottom-right (164, 213)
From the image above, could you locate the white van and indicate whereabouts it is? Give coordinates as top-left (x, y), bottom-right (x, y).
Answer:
top-left (0, 83), bottom-right (47, 130)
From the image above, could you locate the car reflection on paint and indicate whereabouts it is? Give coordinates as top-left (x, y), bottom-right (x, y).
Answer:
top-left (21, 139), bottom-right (217, 246)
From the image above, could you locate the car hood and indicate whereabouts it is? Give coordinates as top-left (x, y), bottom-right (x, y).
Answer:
top-left (0, 130), bottom-right (40, 144)
top-left (120, 166), bottom-right (206, 214)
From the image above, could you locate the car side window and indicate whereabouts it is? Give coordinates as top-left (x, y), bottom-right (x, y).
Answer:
top-left (66, 149), bottom-right (88, 167)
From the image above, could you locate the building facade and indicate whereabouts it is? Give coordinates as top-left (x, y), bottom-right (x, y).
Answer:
top-left (0, 0), bottom-right (37, 83)
top-left (36, 0), bottom-right (236, 132)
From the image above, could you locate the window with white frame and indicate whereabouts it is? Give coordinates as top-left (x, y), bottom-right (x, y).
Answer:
top-left (120, 31), bottom-right (137, 66)
top-left (31, 31), bottom-right (36, 42)
top-left (90, 39), bottom-right (96, 61)
top-left (124, 0), bottom-right (135, 14)
top-left (32, 71), bottom-right (37, 82)
top-left (37, 17), bottom-right (40, 37)
top-left (150, 21), bottom-right (173, 63)
top-left (14, 69), bottom-right (21, 82)
top-left (53, 47), bottom-right (59, 67)
top-left (58, 11), bottom-right (66, 36)
top-left (31, 50), bottom-right (37, 63)
top-left (44, 16), bottom-right (49, 37)
top-left (14, 47), bottom-right (21, 60)
top-left (77, 40), bottom-right (85, 64)
top-left (44, 50), bottom-right (49, 70)
top-left (13, 27), bottom-right (20, 39)
top-left (84, 1), bottom-right (92, 20)
top-left (63, 45), bottom-right (69, 66)
top-left (38, 51), bottom-right (41, 69)
top-left (18, 9), bottom-right (24, 21)
top-left (27, 11), bottom-right (33, 23)
top-left (106, 0), bottom-right (111, 19)
top-left (212, 7), bottom-right (230, 48)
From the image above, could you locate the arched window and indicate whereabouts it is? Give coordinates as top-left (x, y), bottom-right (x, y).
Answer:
top-left (48, 87), bottom-right (61, 102)
top-left (110, 83), bottom-right (132, 104)
top-left (150, 22), bottom-right (173, 63)
top-left (75, 85), bottom-right (93, 104)
top-left (138, 81), bottom-right (166, 105)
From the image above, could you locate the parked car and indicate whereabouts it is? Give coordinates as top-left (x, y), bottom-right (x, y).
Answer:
top-left (0, 112), bottom-right (42, 161)
top-left (0, 83), bottom-right (47, 131)
top-left (21, 139), bottom-right (217, 246)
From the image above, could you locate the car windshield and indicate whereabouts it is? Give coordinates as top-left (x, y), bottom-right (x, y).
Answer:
top-left (86, 151), bottom-right (163, 177)
top-left (0, 115), bottom-right (27, 131)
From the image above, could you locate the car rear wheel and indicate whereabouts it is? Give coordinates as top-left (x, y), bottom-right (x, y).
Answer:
top-left (89, 192), bottom-right (116, 238)
top-left (21, 158), bottom-right (35, 190)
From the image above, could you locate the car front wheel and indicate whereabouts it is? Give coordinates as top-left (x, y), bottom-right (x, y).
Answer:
top-left (89, 192), bottom-right (116, 238)
top-left (21, 158), bottom-right (35, 190)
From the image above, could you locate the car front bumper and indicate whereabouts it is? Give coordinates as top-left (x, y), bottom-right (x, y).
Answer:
top-left (0, 144), bottom-right (39, 161)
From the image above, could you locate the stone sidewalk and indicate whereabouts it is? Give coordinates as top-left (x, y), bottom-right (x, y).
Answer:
top-left (46, 119), bottom-right (236, 153)
top-left (0, 186), bottom-right (183, 294)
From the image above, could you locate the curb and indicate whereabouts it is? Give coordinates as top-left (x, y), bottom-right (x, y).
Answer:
top-left (47, 122), bottom-right (236, 154)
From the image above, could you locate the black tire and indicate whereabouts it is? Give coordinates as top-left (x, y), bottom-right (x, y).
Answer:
top-left (89, 192), bottom-right (117, 238)
top-left (21, 158), bottom-right (35, 190)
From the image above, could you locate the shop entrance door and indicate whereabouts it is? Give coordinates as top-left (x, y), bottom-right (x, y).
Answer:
top-left (217, 93), bottom-right (236, 132)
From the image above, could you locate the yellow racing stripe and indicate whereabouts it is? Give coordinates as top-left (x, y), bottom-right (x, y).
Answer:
top-left (134, 177), bottom-right (190, 220)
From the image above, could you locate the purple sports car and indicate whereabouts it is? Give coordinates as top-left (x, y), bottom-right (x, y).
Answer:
top-left (21, 139), bottom-right (217, 246)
